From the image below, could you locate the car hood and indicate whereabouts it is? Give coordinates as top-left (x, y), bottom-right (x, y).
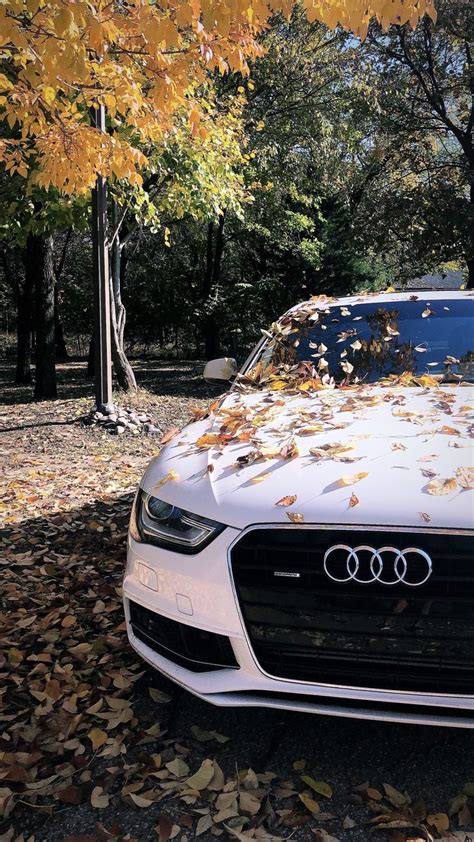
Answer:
top-left (141, 384), bottom-right (474, 531)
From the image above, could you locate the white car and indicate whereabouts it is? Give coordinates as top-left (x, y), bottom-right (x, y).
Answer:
top-left (124, 290), bottom-right (474, 727)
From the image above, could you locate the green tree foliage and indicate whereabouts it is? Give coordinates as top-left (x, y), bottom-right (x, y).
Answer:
top-left (0, 2), bottom-right (470, 377)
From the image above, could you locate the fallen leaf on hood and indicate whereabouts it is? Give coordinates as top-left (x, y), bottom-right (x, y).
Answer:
top-left (339, 472), bottom-right (369, 486)
top-left (280, 441), bottom-right (299, 459)
top-left (426, 477), bottom-right (457, 496)
top-left (287, 512), bottom-right (304, 523)
top-left (419, 512), bottom-right (432, 523)
top-left (438, 425), bottom-right (461, 436)
top-left (160, 427), bottom-right (181, 445)
top-left (422, 306), bottom-right (434, 318)
top-left (456, 467), bottom-right (474, 490)
top-left (349, 493), bottom-right (359, 508)
top-left (153, 470), bottom-right (179, 489)
top-left (275, 495), bottom-right (297, 507)
top-left (196, 433), bottom-right (225, 448)
top-left (297, 425), bottom-right (325, 435)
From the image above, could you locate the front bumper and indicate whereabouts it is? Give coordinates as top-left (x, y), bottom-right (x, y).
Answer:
top-left (124, 532), bottom-right (474, 729)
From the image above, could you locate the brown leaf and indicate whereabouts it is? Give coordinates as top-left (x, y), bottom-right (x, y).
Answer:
top-left (426, 812), bottom-right (449, 832)
top-left (287, 512), bottom-right (304, 523)
top-left (456, 467), bottom-right (474, 490)
top-left (57, 785), bottom-right (83, 805)
top-left (160, 427), bottom-right (180, 445)
top-left (88, 728), bottom-right (108, 750)
top-left (426, 477), bottom-right (457, 496)
top-left (91, 787), bottom-right (110, 809)
top-left (157, 814), bottom-right (173, 842)
top-left (349, 493), bottom-right (359, 508)
top-left (280, 441), bottom-right (299, 459)
top-left (275, 495), bottom-right (297, 507)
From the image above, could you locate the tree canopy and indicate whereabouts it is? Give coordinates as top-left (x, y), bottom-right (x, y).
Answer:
top-left (1, 0), bottom-right (437, 193)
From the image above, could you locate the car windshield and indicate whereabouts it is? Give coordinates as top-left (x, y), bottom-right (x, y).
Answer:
top-left (244, 297), bottom-right (474, 388)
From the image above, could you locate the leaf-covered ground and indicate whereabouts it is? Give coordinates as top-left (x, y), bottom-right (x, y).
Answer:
top-left (1, 360), bottom-right (474, 842)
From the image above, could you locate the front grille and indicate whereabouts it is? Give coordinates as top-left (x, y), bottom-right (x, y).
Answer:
top-left (129, 601), bottom-right (239, 672)
top-left (230, 527), bottom-right (474, 694)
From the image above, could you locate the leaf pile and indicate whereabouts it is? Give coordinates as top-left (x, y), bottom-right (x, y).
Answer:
top-left (1, 387), bottom-right (474, 841)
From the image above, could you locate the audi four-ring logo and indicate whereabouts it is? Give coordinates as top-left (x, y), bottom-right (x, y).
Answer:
top-left (323, 544), bottom-right (433, 586)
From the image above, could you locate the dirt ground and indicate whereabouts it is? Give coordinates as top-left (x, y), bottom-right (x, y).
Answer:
top-left (1, 360), bottom-right (473, 842)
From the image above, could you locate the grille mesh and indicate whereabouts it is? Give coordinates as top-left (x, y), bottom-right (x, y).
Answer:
top-left (230, 527), bottom-right (474, 694)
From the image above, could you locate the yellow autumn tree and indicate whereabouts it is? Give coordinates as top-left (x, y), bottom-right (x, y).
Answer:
top-left (0, 0), bottom-right (437, 194)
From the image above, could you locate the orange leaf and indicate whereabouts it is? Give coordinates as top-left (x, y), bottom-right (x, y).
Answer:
top-left (275, 495), bottom-right (297, 507)
top-left (287, 512), bottom-right (304, 523)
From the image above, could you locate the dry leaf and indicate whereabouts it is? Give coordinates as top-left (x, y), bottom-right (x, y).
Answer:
top-left (91, 786), bottom-right (109, 809)
top-left (287, 512), bottom-right (304, 523)
top-left (427, 812), bottom-right (449, 832)
top-left (456, 467), bottom-right (474, 490)
top-left (153, 470), bottom-right (179, 489)
top-left (88, 728), bottom-right (107, 750)
top-left (166, 758), bottom-right (189, 778)
top-left (339, 471), bottom-right (369, 486)
top-left (419, 512), bottom-right (432, 523)
top-left (185, 759), bottom-right (215, 791)
top-left (160, 427), bottom-right (180, 445)
top-left (275, 495), bottom-right (297, 507)
top-left (299, 792), bottom-right (320, 814)
top-left (301, 776), bottom-right (332, 799)
top-left (349, 493), bottom-right (359, 508)
top-left (426, 477), bottom-right (457, 496)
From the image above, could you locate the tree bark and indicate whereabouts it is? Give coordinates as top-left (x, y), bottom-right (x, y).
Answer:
top-left (16, 283), bottom-right (33, 384)
top-left (87, 332), bottom-right (95, 377)
top-left (202, 215), bottom-right (226, 360)
top-left (54, 286), bottom-right (69, 360)
top-left (26, 233), bottom-right (57, 399)
top-left (2, 247), bottom-right (32, 384)
top-left (109, 209), bottom-right (137, 390)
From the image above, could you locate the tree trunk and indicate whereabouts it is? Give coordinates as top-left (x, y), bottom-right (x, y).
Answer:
top-left (16, 285), bottom-right (33, 384)
top-left (466, 175), bottom-right (474, 290)
top-left (110, 213), bottom-right (137, 391)
top-left (202, 219), bottom-right (223, 360)
top-left (2, 247), bottom-right (32, 384)
top-left (467, 258), bottom-right (474, 290)
top-left (87, 332), bottom-right (95, 377)
top-left (54, 286), bottom-right (69, 360)
top-left (26, 233), bottom-right (57, 399)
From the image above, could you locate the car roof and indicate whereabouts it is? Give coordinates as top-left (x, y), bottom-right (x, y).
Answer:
top-left (286, 289), bottom-right (471, 316)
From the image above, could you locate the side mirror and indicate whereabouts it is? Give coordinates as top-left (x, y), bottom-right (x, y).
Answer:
top-left (203, 357), bottom-right (237, 384)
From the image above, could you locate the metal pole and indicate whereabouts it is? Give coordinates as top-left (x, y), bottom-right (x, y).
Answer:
top-left (91, 104), bottom-right (114, 413)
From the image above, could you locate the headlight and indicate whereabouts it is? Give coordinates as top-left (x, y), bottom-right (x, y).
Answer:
top-left (131, 489), bottom-right (225, 553)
